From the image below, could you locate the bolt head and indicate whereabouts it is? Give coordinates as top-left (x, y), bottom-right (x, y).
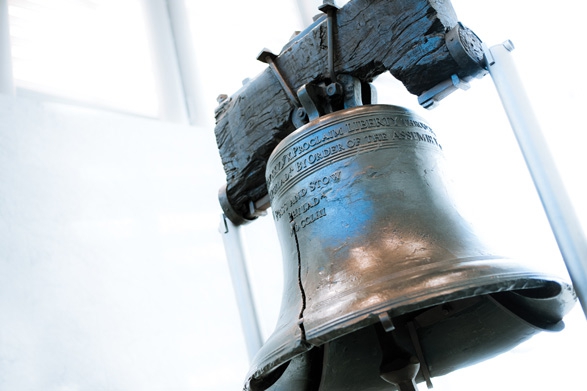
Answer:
top-left (503, 39), bottom-right (515, 52)
top-left (256, 48), bottom-right (277, 63)
top-left (318, 1), bottom-right (338, 13)
top-left (326, 82), bottom-right (342, 97)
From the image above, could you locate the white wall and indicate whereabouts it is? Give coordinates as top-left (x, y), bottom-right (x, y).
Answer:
top-left (0, 95), bottom-right (248, 390)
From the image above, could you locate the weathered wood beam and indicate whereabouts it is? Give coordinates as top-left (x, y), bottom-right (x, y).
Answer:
top-left (215, 0), bottom-right (484, 224)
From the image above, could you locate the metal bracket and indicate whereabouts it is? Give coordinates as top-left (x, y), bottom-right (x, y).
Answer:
top-left (418, 22), bottom-right (488, 109)
top-left (297, 82), bottom-right (329, 120)
top-left (297, 74), bottom-right (377, 120)
top-left (248, 194), bottom-right (271, 219)
top-left (257, 48), bottom-right (308, 128)
top-left (418, 74), bottom-right (470, 109)
top-left (319, 0), bottom-right (340, 84)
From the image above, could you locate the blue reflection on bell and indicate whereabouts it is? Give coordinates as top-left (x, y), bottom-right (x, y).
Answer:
top-left (246, 105), bottom-right (575, 390)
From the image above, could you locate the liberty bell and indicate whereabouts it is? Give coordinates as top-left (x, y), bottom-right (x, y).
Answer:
top-left (245, 104), bottom-right (575, 390)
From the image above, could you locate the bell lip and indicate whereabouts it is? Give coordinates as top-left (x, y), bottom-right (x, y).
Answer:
top-left (304, 258), bottom-right (575, 345)
top-left (244, 257), bottom-right (575, 390)
top-left (245, 339), bottom-right (311, 391)
top-left (254, 104), bottom-right (577, 389)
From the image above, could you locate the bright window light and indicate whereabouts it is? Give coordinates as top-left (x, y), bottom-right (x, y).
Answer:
top-left (8, 0), bottom-right (158, 117)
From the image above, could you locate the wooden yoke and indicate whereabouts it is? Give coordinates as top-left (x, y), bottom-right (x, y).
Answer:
top-left (215, 0), bottom-right (485, 224)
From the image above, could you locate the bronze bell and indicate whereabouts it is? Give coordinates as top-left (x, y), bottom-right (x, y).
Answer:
top-left (246, 104), bottom-right (575, 390)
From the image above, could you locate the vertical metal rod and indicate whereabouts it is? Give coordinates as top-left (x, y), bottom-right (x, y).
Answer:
top-left (259, 51), bottom-right (300, 107)
top-left (486, 41), bottom-right (587, 317)
top-left (320, 1), bottom-right (338, 83)
top-left (326, 9), bottom-right (336, 83)
top-left (219, 214), bottom-right (263, 362)
top-left (0, 0), bottom-right (14, 95)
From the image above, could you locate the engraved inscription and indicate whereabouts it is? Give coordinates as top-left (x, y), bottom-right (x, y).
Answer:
top-left (273, 170), bottom-right (341, 222)
top-left (307, 143), bottom-right (346, 165)
top-left (392, 130), bottom-right (441, 148)
top-left (267, 126), bottom-right (346, 184)
top-left (345, 116), bottom-right (435, 134)
top-left (364, 132), bottom-right (388, 143)
top-left (267, 113), bottom-right (441, 199)
top-left (290, 208), bottom-right (327, 235)
top-left (309, 171), bottom-right (341, 192)
top-left (283, 170), bottom-right (342, 232)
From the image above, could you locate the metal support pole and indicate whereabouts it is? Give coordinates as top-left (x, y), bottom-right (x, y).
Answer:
top-left (0, 0), bottom-right (14, 95)
top-left (486, 41), bottom-right (587, 317)
top-left (219, 214), bottom-right (263, 362)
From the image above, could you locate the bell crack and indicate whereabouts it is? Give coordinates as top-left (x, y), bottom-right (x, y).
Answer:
top-left (290, 217), bottom-right (307, 342)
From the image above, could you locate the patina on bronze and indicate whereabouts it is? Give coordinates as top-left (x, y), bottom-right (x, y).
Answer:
top-left (215, 0), bottom-right (489, 222)
top-left (245, 105), bottom-right (575, 390)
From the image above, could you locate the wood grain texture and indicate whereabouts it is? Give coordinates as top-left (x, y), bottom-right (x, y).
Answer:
top-left (215, 0), bottom-right (483, 221)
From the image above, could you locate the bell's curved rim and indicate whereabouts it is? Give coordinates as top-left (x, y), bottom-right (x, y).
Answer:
top-left (245, 259), bottom-right (575, 390)
top-left (305, 260), bottom-right (573, 344)
top-left (249, 104), bottom-right (577, 390)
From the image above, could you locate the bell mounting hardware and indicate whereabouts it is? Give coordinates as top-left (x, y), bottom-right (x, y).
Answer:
top-left (214, 1), bottom-right (582, 390)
